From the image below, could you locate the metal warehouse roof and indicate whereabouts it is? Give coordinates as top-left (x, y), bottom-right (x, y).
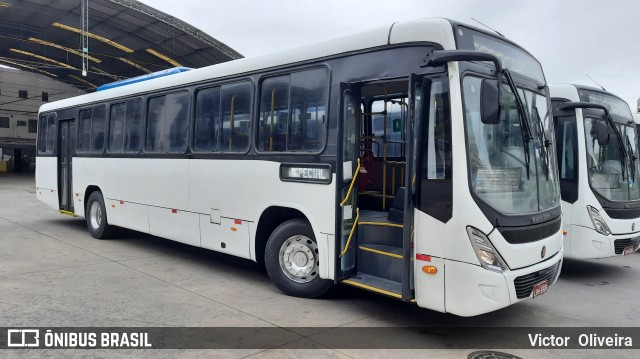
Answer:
top-left (0, 0), bottom-right (243, 91)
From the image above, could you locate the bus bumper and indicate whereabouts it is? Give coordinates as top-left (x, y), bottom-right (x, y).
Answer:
top-left (443, 250), bottom-right (562, 317)
top-left (566, 225), bottom-right (640, 259)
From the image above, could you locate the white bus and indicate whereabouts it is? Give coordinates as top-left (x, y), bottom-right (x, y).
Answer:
top-left (550, 84), bottom-right (640, 258)
top-left (36, 18), bottom-right (563, 316)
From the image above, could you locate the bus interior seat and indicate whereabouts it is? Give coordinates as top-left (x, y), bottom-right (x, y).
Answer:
top-left (387, 187), bottom-right (405, 223)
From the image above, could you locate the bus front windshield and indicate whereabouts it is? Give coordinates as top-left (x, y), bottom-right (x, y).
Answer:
top-left (463, 76), bottom-right (559, 215)
top-left (584, 118), bottom-right (640, 202)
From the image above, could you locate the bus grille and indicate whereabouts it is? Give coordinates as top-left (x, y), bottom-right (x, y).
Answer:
top-left (614, 237), bottom-right (640, 255)
top-left (497, 216), bottom-right (561, 244)
top-left (513, 261), bottom-right (561, 299)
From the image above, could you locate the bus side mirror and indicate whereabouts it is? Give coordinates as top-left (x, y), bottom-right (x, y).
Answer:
top-left (480, 78), bottom-right (501, 124)
top-left (597, 120), bottom-right (610, 146)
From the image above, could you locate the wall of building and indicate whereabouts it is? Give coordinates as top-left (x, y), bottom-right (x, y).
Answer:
top-left (0, 67), bottom-right (83, 140)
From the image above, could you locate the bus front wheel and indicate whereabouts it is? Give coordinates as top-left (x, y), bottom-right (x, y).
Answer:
top-left (86, 191), bottom-right (114, 239)
top-left (265, 219), bottom-right (332, 298)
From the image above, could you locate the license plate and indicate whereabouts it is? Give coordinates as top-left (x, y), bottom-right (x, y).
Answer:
top-left (623, 245), bottom-right (636, 256)
top-left (531, 280), bottom-right (549, 298)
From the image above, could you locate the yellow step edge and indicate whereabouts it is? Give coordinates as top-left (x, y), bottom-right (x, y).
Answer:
top-left (359, 221), bottom-right (404, 228)
top-left (342, 279), bottom-right (402, 299)
top-left (359, 246), bottom-right (403, 259)
top-left (59, 210), bottom-right (76, 217)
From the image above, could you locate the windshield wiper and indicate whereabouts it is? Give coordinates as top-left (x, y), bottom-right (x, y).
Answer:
top-left (532, 106), bottom-right (551, 180)
top-left (607, 116), bottom-right (629, 181)
top-left (502, 69), bottom-right (533, 179)
top-left (624, 130), bottom-right (636, 183)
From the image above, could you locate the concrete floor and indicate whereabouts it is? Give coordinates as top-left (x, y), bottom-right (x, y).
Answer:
top-left (1, 172), bottom-right (639, 358)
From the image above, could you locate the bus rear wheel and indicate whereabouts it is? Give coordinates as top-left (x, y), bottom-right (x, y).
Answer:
top-left (86, 191), bottom-right (114, 239)
top-left (265, 219), bottom-right (332, 298)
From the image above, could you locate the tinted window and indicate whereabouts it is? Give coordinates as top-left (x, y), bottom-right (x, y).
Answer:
top-left (92, 106), bottom-right (106, 152)
top-left (109, 99), bottom-right (141, 153)
top-left (146, 91), bottom-right (189, 153)
top-left (258, 68), bottom-right (328, 152)
top-left (46, 114), bottom-right (56, 153)
top-left (220, 82), bottom-right (251, 152)
top-left (78, 109), bottom-right (92, 152)
top-left (258, 75), bottom-right (289, 151)
top-left (37, 115), bottom-right (48, 153)
top-left (78, 106), bottom-right (106, 153)
top-left (194, 87), bottom-right (220, 152)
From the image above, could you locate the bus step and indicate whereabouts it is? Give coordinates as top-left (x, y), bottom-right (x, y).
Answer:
top-left (358, 244), bottom-right (403, 282)
top-left (342, 273), bottom-right (402, 299)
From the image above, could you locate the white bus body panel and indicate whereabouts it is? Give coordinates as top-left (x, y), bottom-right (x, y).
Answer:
top-left (35, 157), bottom-right (58, 210)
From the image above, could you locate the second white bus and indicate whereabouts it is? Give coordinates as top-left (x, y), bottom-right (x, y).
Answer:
top-left (550, 84), bottom-right (640, 258)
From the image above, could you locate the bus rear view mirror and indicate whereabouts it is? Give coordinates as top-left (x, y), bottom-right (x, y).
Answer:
top-left (480, 78), bottom-right (501, 124)
top-left (597, 120), bottom-right (610, 146)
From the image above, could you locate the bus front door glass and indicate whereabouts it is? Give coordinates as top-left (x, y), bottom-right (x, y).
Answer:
top-left (338, 85), bottom-right (360, 276)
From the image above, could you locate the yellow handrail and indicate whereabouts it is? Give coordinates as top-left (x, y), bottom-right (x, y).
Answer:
top-left (340, 158), bottom-right (361, 207)
top-left (270, 89), bottom-right (276, 151)
top-left (340, 208), bottom-right (359, 257)
top-left (229, 95), bottom-right (235, 151)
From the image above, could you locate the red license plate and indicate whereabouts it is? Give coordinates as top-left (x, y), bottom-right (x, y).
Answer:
top-left (623, 245), bottom-right (636, 255)
top-left (531, 280), bottom-right (549, 298)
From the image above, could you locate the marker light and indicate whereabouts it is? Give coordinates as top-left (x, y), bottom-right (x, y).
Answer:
top-left (587, 206), bottom-right (611, 236)
top-left (466, 227), bottom-right (507, 272)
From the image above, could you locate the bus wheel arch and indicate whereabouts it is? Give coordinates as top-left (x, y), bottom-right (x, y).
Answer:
top-left (255, 206), bottom-right (306, 267)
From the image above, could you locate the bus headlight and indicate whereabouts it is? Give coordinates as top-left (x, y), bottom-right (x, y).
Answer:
top-left (587, 206), bottom-right (611, 236)
top-left (466, 227), bottom-right (507, 272)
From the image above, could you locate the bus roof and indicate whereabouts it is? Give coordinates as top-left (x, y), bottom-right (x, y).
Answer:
top-left (39, 18), bottom-right (460, 114)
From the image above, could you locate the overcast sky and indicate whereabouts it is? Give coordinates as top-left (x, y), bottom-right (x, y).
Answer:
top-left (142, 0), bottom-right (639, 112)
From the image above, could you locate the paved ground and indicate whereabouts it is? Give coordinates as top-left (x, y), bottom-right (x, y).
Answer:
top-left (1, 172), bottom-right (639, 358)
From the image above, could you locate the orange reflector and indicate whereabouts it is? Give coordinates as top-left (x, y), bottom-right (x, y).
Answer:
top-left (416, 254), bottom-right (431, 262)
top-left (111, 205), bottom-right (115, 208)
top-left (422, 265), bottom-right (437, 274)
top-left (234, 219), bottom-right (242, 225)
top-left (230, 227), bottom-right (237, 232)
top-left (172, 209), bottom-right (177, 214)
top-left (562, 230), bottom-right (568, 235)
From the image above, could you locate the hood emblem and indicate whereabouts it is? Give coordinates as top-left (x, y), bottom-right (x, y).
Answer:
top-left (541, 246), bottom-right (547, 259)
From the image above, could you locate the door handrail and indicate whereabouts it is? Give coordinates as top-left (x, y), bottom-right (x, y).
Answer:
top-left (339, 158), bottom-right (360, 207)
top-left (340, 208), bottom-right (359, 257)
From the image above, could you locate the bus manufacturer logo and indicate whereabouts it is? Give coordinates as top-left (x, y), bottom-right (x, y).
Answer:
top-left (531, 214), bottom-right (550, 224)
top-left (541, 246), bottom-right (546, 258)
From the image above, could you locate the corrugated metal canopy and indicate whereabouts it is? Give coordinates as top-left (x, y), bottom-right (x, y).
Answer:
top-left (0, 0), bottom-right (243, 91)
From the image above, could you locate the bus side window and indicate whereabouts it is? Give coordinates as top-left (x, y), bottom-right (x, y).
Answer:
top-left (37, 114), bottom-right (50, 154)
top-left (259, 75), bottom-right (289, 152)
top-left (220, 81), bottom-right (251, 152)
top-left (124, 99), bottom-right (142, 153)
top-left (194, 87), bottom-right (220, 152)
top-left (109, 103), bottom-right (126, 152)
top-left (91, 106), bottom-right (106, 152)
top-left (288, 68), bottom-right (327, 151)
top-left (146, 92), bottom-right (189, 153)
top-left (78, 108), bottom-right (92, 152)
top-left (166, 92), bottom-right (189, 153)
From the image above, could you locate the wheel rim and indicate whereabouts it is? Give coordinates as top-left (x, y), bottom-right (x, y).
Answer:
top-left (279, 235), bottom-right (319, 284)
top-left (89, 201), bottom-right (102, 230)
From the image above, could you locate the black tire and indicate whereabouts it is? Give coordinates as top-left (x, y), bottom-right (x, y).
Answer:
top-left (85, 191), bottom-right (114, 239)
top-left (265, 219), bottom-right (333, 298)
